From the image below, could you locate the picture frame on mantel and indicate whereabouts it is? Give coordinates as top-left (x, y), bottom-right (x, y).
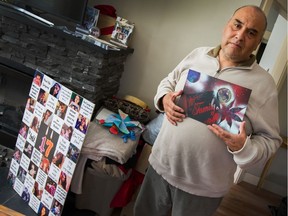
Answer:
top-left (82, 6), bottom-right (100, 32)
top-left (110, 16), bottom-right (135, 48)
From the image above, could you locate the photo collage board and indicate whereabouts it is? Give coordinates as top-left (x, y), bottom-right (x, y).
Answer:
top-left (7, 70), bottom-right (95, 216)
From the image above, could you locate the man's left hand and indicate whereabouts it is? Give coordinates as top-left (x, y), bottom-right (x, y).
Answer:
top-left (207, 121), bottom-right (247, 152)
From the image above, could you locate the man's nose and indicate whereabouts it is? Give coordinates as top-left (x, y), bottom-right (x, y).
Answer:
top-left (235, 28), bottom-right (245, 40)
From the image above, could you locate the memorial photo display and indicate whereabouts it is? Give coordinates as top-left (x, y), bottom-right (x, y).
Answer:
top-left (7, 70), bottom-right (95, 216)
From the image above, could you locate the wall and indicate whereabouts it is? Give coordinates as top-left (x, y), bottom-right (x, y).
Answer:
top-left (89, 0), bottom-right (260, 115)
top-left (244, 12), bottom-right (287, 196)
top-left (89, 0), bottom-right (287, 195)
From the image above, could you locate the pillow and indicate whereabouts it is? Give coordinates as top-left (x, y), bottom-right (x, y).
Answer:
top-left (142, 113), bottom-right (164, 145)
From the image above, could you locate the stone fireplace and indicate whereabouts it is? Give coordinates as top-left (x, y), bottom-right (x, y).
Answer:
top-left (0, 5), bottom-right (133, 149)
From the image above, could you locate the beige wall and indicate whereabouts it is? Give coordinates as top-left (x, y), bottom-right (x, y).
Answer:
top-left (89, 0), bottom-right (261, 117)
top-left (89, 0), bottom-right (287, 195)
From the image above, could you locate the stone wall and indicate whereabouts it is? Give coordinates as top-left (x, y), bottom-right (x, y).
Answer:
top-left (0, 15), bottom-right (132, 110)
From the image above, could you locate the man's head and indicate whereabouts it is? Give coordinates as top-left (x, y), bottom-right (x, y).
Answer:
top-left (221, 5), bottom-right (267, 64)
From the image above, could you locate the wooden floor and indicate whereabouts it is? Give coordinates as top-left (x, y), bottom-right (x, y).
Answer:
top-left (214, 181), bottom-right (283, 216)
top-left (114, 181), bottom-right (284, 216)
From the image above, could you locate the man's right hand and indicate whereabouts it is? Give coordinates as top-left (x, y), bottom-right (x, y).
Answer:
top-left (162, 90), bottom-right (186, 125)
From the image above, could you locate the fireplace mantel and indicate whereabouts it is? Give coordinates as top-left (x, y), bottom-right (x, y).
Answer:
top-left (0, 2), bottom-right (134, 54)
top-left (0, 3), bottom-right (133, 111)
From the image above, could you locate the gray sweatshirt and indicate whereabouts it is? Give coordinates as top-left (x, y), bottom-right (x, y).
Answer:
top-left (150, 46), bottom-right (282, 198)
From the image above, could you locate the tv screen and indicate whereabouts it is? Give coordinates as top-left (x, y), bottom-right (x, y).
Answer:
top-left (13, 0), bottom-right (88, 25)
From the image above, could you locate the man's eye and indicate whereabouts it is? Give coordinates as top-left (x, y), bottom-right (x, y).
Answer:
top-left (232, 23), bottom-right (241, 30)
top-left (248, 31), bottom-right (256, 38)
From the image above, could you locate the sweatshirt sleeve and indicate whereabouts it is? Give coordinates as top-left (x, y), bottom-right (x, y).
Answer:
top-left (154, 69), bottom-right (180, 112)
top-left (231, 89), bottom-right (283, 169)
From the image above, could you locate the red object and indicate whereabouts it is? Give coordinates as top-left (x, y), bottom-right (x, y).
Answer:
top-left (110, 139), bottom-right (146, 208)
top-left (94, 5), bottom-right (117, 36)
top-left (94, 5), bottom-right (117, 18)
top-left (100, 26), bottom-right (115, 36)
top-left (99, 119), bottom-right (105, 124)
top-left (110, 169), bottom-right (144, 208)
top-left (109, 125), bottom-right (119, 135)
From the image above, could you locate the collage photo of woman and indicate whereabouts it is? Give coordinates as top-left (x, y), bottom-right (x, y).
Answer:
top-left (7, 70), bottom-right (95, 216)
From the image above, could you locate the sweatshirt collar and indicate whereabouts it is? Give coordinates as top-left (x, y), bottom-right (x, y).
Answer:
top-left (208, 45), bottom-right (256, 67)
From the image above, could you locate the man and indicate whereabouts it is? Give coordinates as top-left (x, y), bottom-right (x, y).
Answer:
top-left (134, 5), bottom-right (282, 216)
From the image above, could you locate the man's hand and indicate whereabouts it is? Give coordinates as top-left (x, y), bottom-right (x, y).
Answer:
top-left (207, 121), bottom-right (247, 151)
top-left (162, 90), bottom-right (185, 125)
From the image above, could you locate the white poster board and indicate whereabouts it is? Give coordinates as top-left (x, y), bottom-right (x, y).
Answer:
top-left (7, 70), bottom-right (95, 216)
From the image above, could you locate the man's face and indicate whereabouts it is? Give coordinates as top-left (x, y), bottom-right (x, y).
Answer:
top-left (221, 7), bottom-right (266, 63)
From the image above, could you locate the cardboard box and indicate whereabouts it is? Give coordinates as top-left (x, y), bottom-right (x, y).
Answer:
top-left (134, 143), bottom-right (152, 175)
top-left (120, 200), bottom-right (135, 216)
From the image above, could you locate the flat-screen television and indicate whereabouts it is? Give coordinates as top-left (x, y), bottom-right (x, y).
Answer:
top-left (12, 0), bottom-right (88, 25)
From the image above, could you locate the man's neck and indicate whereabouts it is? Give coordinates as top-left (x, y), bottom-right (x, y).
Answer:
top-left (218, 50), bottom-right (239, 69)
top-left (218, 49), bottom-right (255, 69)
